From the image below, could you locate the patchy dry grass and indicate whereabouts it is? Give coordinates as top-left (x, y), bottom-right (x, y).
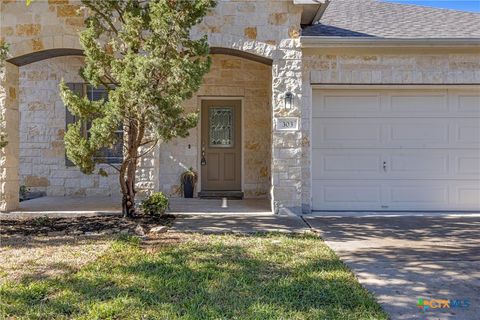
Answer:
top-left (0, 233), bottom-right (387, 320)
top-left (0, 236), bottom-right (112, 284)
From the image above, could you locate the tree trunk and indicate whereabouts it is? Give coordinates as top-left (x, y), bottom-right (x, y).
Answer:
top-left (120, 119), bottom-right (146, 219)
top-left (122, 164), bottom-right (136, 218)
top-left (121, 187), bottom-right (136, 218)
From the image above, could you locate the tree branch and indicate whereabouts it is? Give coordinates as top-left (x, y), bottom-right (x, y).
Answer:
top-left (86, 2), bottom-right (119, 35)
top-left (135, 140), bottom-right (158, 159)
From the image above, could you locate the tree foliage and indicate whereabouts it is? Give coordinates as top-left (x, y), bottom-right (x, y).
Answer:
top-left (60, 0), bottom-right (215, 217)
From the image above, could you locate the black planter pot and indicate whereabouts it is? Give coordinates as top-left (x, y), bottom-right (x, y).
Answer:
top-left (183, 179), bottom-right (194, 198)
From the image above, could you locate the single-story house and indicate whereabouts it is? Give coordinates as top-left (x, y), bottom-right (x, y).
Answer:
top-left (1, 0), bottom-right (479, 214)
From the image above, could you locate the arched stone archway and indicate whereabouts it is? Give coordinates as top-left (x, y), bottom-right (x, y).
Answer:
top-left (210, 47), bottom-right (272, 66)
top-left (155, 53), bottom-right (273, 201)
top-left (1, 44), bottom-right (85, 211)
top-left (8, 48), bottom-right (84, 67)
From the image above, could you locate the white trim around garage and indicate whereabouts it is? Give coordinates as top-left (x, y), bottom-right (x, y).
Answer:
top-left (312, 84), bottom-right (480, 90)
top-left (310, 85), bottom-right (480, 212)
top-left (301, 37), bottom-right (480, 48)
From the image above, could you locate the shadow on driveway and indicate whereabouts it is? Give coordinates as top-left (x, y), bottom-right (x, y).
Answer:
top-left (305, 216), bottom-right (480, 320)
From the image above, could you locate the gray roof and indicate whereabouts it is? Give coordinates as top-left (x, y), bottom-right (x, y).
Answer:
top-left (302, 0), bottom-right (480, 38)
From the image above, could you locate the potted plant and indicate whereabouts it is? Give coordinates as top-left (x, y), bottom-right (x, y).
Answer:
top-left (180, 167), bottom-right (198, 198)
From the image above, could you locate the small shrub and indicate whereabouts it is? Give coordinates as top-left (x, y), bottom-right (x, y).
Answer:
top-left (19, 185), bottom-right (30, 200)
top-left (32, 215), bottom-right (53, 228)
top-left (140, 192), bottom-right (169, 216)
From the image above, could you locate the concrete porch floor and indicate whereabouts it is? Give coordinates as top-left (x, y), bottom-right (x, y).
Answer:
top-left (1, 196), bottom-right (272, 218)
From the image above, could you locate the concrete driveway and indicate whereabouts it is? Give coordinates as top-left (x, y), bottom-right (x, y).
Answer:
top-left (304, 215), bottom-right (480, 320)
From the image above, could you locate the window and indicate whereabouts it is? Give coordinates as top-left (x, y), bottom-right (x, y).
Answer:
top-left (209, 107), bottom-right (234, 148)
top-left (65, 83), bottom-right (123, 166)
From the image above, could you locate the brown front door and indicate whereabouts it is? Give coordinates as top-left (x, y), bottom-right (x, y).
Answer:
top-left (201, 100), bottom-right (241, 191)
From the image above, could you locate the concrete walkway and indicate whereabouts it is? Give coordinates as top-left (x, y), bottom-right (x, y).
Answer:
top-left (172, 214), bottom-right (309, 234)
top-left (305, 215), bottom-right (480, 320)
top-left (169, 198), bottom-right (272, 215)
top-left (3, 196), bottom-right (121, 218)
top-left (2, 197), bottom-right (272, 218)
top-left (169, 198), bottom-right (311, 233)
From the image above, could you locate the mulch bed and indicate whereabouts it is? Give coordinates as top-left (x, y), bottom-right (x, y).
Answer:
top-left (0, 214), bottom-right (175, 236)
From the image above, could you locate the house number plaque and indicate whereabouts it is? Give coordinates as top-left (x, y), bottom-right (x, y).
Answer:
top-left (275, 117), bottom-right (299, 131)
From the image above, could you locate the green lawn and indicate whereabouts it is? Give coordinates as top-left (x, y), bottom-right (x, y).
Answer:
top-left (0, 233), bottom-right (387, 320)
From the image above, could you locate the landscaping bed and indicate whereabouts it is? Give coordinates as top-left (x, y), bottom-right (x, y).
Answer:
top-left (0, 214), bottom-right (175, 237)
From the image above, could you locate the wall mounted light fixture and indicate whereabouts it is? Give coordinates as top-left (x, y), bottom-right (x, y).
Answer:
top-left (284, 92), bottom-right (293, 110)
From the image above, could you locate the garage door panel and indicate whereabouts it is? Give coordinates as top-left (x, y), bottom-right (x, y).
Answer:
top-left (312, 92), bottom-right (381, 117)
top-left (455, 183), bottom-right (480, 207)
top-left (314, 149), bottom-right (480, 180)
top-left (456, 94), bottom-right (480, 115)
top-left (314, 90), bottom-right (480, 118)
top-left (388, 185), bottom-right (449, 204)
top-left (388, 152), bottom-right (448, 177)
top-left (388, 150), bottom-right (480, 179)
top-left (386, 119), bottom-right (476, 147)
top-left (314, 118), bottom-right (479, 148)
top-left (312, 88), bottom-right (480, 211)
top-left (312, 149), bottom-right (382, 179)
top-left (387, 121), bottom-right (449, 146)
top-left (312, 180), bottom-right (382, 210)
top-left (389, 93), bottom-right (448, 114)
top-left (312, 119), bottom-right (382, 148)
top-left (456, 155), bottom-right (480, 175)
top-left (456, 125), bottom-right (480, 145)
top-left (312, 180), bottom-right (480, 211)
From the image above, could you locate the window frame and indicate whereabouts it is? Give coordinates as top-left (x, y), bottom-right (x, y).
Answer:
top-left (65, 83), bottom-right (123, 167)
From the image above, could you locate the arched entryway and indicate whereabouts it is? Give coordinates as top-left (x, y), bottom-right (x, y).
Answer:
top-left (1, 46), bottom-right (274, 212)
top-left (158, 49), bottom-right (273, 204)
top-left (1, 47), bottom-right (86, 211)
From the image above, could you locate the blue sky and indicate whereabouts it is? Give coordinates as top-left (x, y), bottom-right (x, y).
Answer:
top-left (384, 0), bottom-right (480, 12)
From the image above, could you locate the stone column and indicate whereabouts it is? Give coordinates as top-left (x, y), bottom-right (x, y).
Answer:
top-left (0, 62), bottom-right (20, 212)
top-left (135, 143), bottom-right (160, 198)
top-left (271, 39), bottom-right (303, 215)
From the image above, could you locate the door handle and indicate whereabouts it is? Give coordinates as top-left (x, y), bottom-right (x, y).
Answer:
top-left (201, 142), bottom-right (206, 165)
top-left (383, 161), bottom-right (387, 172)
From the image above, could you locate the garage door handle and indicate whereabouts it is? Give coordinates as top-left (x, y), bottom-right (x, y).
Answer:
top-left (383, 161), bottom-right (387, 172)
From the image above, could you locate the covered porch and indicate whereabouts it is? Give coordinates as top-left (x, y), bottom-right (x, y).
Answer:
top-left (4, 196), bottom-right (272, 218)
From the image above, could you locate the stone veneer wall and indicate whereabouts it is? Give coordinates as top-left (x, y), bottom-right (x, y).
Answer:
top-left (158, 54), bottom-right (272, 198)
top-left (166, 0), bottom-right (305, 212)
top-left (18, 56), bottom-right (119, 196)
top-left (2, 0), bottom-right (306, 213)
top-left (0, 62), bottom-right (19, 211)
top-left (1, 0), bottom-right (84, 58)
top-left (300, 50), bottom-right (480, 212)
top-left (305, 52), bottom-right (480, 84)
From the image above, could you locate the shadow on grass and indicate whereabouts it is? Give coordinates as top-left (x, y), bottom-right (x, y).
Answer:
top-left (0, 233), bottom-right (387, 319)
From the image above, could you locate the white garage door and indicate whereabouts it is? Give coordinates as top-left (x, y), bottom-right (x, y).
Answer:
top-left (312, 88), bottom-right (480, 211)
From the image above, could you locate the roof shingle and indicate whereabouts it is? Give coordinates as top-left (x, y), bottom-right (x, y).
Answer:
top-left (302, 0), bottom-right (480, 38)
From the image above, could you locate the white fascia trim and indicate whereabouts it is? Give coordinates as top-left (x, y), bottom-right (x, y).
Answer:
top-left (311, 84), bottom-right (480, 90)
top-left (301, 37), bottom-right (480, 48)
top-left (293, 0), bottom-right (327, 4)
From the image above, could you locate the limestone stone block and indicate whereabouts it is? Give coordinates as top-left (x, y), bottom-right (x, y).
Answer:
top-left (24, 175), bottom-right (50, 187)
top-left (15, 24), bottom-right (41, 36)
top-left (268, 13), bottom-right (288, 26)
top-left (56, 4), bottom-right (81, 17)
top-left (244, 27), bottom-right (257, 40)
